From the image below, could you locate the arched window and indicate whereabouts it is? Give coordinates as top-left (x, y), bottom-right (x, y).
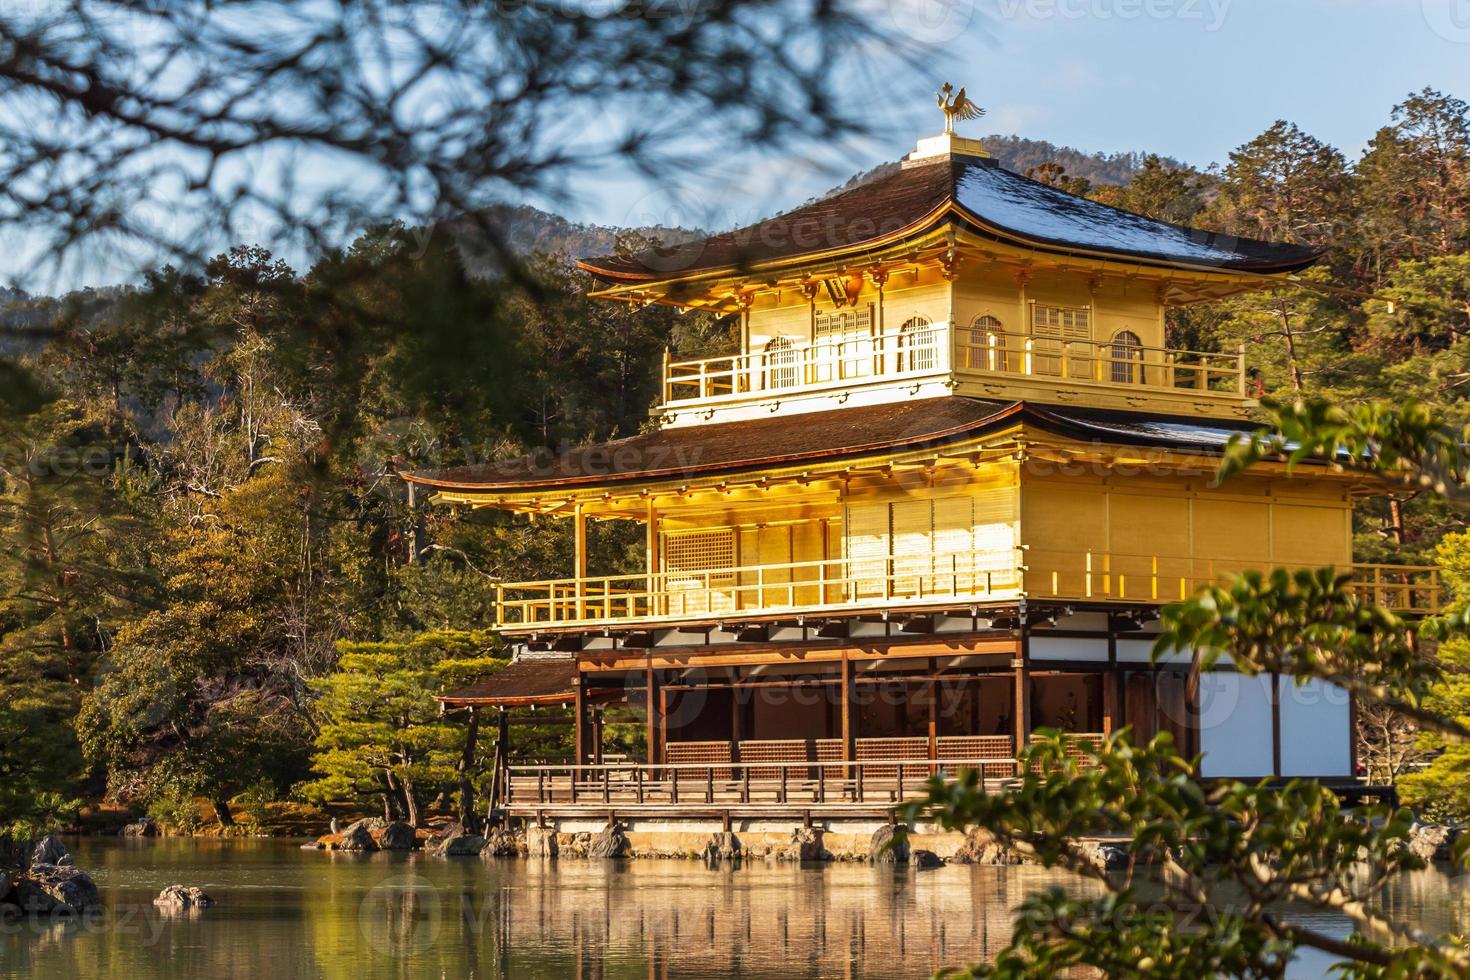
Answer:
top-left (1109, 330), bottom-right (1143, 384)
top-left (764, 337), bottom-right (798, 389)
top-left (898, 316), bottom-right (937, 372)
top-left (968, 315), bottom-right (1006, 371)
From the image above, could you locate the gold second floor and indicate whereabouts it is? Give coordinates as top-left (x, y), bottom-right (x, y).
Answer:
top-left (480, 447), bottom-right (1437, 633)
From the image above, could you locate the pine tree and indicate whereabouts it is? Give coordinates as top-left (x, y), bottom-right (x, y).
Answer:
top-left (303, 630), bottom-right (504, 826)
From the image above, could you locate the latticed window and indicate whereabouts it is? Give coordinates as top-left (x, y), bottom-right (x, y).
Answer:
top-left (662, 528), bottom-right (736, 614)
top-left (897, 315), bottom-right (938, 372)
top-left (1031, 304), bottom-right (1092, 340)
top-left (814, 306), bottom-right (874, 380)
top-left (1109, 330), bottom-right (1143, 384)
top-left (963, 314), bottom-right (1007, 371)
top-left (764, 337), bottom-right (798, 389)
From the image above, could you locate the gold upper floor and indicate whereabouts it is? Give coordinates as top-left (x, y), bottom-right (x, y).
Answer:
top-left (658, 262), bottom-right (1250, 427)
top-left (582, 133), bottom-right (1319, 427)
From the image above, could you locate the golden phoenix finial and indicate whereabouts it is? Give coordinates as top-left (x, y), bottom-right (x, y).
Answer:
top-left (936, 82), bottom-right (984, 134)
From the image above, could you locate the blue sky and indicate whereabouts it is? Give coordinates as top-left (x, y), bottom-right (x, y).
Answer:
top-left (23, 0), bottom-right (1470, 290)
top-left (555, 0), bottom-right (1470, 237)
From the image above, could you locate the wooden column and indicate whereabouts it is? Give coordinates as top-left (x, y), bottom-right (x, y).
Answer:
top-left (840, 652), bottom-right (856, 766)
top-left (1013, 630), bottom-right (1031, 760)
top-left (593, 708), bottom-right (604, 766)
top-left (486, 707), bottom-right (509, 824)
top-left (1103, 628), bottom-right (1119, 737)
top-left (573, 676), bottom-right (588, 767)
top-left (926, 680), bottom-right (938, 770)
top-left (645, 660), bottom-right (660, 765)
top-left (573, 502), bottom-right (588, 620)
top-left (645, 498), bottom-right (658, 613)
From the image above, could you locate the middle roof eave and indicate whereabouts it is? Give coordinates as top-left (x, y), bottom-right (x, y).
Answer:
top-left (402, 397), bottom-right (1278, 498)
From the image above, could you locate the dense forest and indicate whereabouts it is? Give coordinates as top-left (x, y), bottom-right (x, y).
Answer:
top-left (2, 87), bottom-right (1469, 833)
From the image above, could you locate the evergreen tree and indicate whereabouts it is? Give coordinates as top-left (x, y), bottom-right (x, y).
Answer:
top-left (303, 630), bottom-right (503, 826)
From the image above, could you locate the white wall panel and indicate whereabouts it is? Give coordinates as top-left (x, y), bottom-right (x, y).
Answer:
top-left (1279, 679), bottom-right (1352, 778)
top-left (1198, 672), bottom-right (1275, 778)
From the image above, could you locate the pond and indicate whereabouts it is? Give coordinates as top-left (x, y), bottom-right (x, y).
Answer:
top-left (2, 838), bottom-right (1467, 979)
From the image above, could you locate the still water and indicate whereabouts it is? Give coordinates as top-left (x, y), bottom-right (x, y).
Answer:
top-left (2, 838), bottom-right (1467, 979)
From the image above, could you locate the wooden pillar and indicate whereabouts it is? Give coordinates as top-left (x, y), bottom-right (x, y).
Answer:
top-left (645, 660), bottom-right (660, 766)
top-left (840, 653), bottom-right (856, 764)
top-left (927, 680), bottom-right (938, 762)
top-left (573, 502), bottom-right (588, 620)
top-left (1271, 672), bottom-right (1282, 778)
top-left (1103, 629), bottom-right (1119, 737)
top-left (1013, 629), bottom-right (1031, 759)
top-left (574, 676), bottom-right (588, 767)
top-left (730, 674), bottom-right (742, 761)
top-left (486, 707), bottom-right (509, 824)
top-left (645, 498), bottom-right (658, 614)
top-left (593, 708), bottom-right (604, 766)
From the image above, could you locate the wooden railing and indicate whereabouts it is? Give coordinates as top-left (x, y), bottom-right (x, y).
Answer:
top-left (660, 321), bottom-right (1246, 407)
top-left (954, 331), bottom-right (1245, 394)
top-left (1350, 563), bottom-right (1445, 614)
top-left (496, 551), bottom-right (1022, 627)
top-left (494, 552), bottom-right (1445, 628)
top-left (664, 322), bottom-right (951, 404)
top-left (502, 734), bottom-right (1112, 810)
top-left (1028, 550), bottom-right (1446, 615)
top-left (504, 756), bottom-right (1019, 810)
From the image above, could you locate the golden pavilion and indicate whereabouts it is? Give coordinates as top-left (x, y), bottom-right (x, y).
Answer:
top-left (404, 97), bottom-right (1438, 824)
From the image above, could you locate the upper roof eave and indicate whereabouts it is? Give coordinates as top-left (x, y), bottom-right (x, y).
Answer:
top-left (576, 157), bottom-right (1322, 291)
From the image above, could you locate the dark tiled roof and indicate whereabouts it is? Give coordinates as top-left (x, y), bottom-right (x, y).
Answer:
top-left (579, 156), bottom-right (1320, 282)
top-left (406, 398), bottom-right (1015, 492)
top-left (404, 397), bottom-right (1271, 494)
top-left (437, 654), bottom-right (576, 706)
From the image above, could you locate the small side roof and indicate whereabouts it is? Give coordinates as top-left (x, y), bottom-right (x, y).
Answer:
top-left (436, 653), bottom-right (577, 707)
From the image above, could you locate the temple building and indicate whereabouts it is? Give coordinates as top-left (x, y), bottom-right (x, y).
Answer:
top-left (404, 100), bottom-right (1440, 824)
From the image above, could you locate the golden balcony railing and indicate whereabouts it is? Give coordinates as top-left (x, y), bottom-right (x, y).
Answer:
top-left (494, 551), bottom-right (1445, 630)
top-left (495, 551), bottom-right (1023, 628)
top-left (1027, 550), bottom-right (1445, 615)
top-left (660, 321), bottom-right (1247, 408)
top-left (954, 332), bottom-right (1245, 395)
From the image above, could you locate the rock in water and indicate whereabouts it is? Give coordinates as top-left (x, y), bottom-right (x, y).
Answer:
top-left (776, 828), bottom-right (827, 862)
top-left (481, 829), bottom-right (524, 857)
top-left (431, 834), bottom-right (486, 857)
top-left (1408, 823), bottom-right (1457, 863)
top-left (12, 865), bottom-right (101, 914)
top-left (705, 832), bottom-right (741, 863)
top-left (587, 824), bottom-right (629, 859)
top-left (869, 825), bottom-right (910, 864)
top-left (343, 817), bottom-right (388, 837)
top-left (119, 819), bottom-right (156, 838)
top-left (949, 828), bottom-right (1025, 866)
top-left (912, 849), bottom-right (944, 869)
top-left (338, 824), bottom-right (379, 852)
top-left (30, 836), bottom-right (70, 867)
top-left (154, 885), bottom-right (215, 910)
top-left (525, 826), bottom-right (558, 858)
top-left (379, 822), bottom-right (416, 851)
top-left (1077, 841), bottom-right (1129, 872)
